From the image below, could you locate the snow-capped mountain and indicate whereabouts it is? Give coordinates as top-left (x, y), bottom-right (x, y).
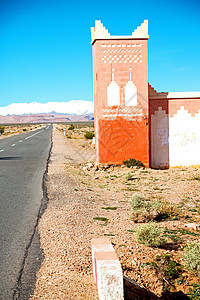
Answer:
top-left (0, 100), bottom-right (94, 116)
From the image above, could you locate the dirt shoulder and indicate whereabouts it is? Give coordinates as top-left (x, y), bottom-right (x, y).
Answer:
top-left (30, 125), bottom-right (98, 299)
top-left (30, 124), bottom-right (200, 299)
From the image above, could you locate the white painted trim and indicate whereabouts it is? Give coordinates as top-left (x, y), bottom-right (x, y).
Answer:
top-left (167, 92), bottom-right (200, 99)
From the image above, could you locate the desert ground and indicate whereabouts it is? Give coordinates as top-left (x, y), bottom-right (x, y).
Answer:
top-left (1, 123), bottom-right (199, 299)
top-left (29, 123), bottom-right (200, 299)
top-left (0, 124), bottom-right (43, 138)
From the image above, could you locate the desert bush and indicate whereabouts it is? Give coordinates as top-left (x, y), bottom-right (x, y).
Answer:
top-left (130, 194), bottom-right (146, 210)
top-left (130, 194), bottom-right (179, 223)
top-left (187, 283), bottom-right (200, 299)
top-left (147, 254), bottom-right (182, 291)
top-left (130, 209), bottom-right (157, 223)
top-left (123, 158), bottom-right (145, 168)
top-left (191, 175), bottom-right (200, 181)
top-left (23, 128), bottom-right (27, 131)
top-left (84, 131), bottom-right (95, 139)
top-left (155, 254), bottom-right (181, 280)
top-left (135, 222), bottom-right (166, 247)
top-left (68, 124), bottom-right (74, 130)
top-left (183, 240), bottom-right (200, 276)
top-left (130, 195), bottom-right (160, 222)
top-left (124, 172), bottom-right (133, 181)
top-left (154, 201), bottom-right (179, 221)
top-left (0, 126), bottom-right (5, 134)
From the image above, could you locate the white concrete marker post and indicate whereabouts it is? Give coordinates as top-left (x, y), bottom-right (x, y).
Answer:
top-left (91, 238), bottom-right (124, 300)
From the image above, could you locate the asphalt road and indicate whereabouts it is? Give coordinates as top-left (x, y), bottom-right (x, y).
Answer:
top-left (0, 125), bottom-right (52, 300)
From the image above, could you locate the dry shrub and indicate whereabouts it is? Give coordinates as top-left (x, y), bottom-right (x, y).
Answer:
top-left (130, 194), bottom-right (179, 223)
top-left (155, 201), bottom-right (179, 221)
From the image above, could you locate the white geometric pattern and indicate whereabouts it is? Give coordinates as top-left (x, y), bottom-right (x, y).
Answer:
top-left (101, 44), bottom-right (142, 64)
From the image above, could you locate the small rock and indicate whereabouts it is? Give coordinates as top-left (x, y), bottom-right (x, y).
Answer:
top-left (184, 223), bottom-right (200, 231)
top-left (93, 176), bottom-right (99, 180)
top-left (87, 163), bottom-right (94, 169)
top-left (132, 260), bottom-right (137, 265)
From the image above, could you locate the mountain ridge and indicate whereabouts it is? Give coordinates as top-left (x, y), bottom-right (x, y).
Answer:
top-left (0, 113), bottom-right (94, 124)
top-left (0, 100), bottom-right (94, 116)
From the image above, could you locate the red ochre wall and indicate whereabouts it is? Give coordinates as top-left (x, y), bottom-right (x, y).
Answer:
top-left (98, 117), bottom-right (149, 165)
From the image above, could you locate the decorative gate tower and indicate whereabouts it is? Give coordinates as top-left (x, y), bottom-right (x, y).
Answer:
top-left (91, 20), bottom-right (149, 166)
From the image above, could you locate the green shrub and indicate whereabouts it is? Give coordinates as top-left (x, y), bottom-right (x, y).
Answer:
top-left (123, 158), bottom-right (145, 168)
top-left (187, 283), bottom-right (200, 299)
top-left (84, 131), bottom-right (95, 139)
top-left (183, 240), bottom-right (200, 276)
top-left (123, 172), bottom-right (133, 181)
top-left (0, 126), bottom-right (5, 134)
top-left (68, 124), bottom-right (74, 130)
top-left (148, 254), bottom-right (182, 291)
top-left (130, 195), bottom-right (159, 222)
top-left (135, 222), bottom-right (166, 247)
top-left (130, 194), bottom-right (146, 210)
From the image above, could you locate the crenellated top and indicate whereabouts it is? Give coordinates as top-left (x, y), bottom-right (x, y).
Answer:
top-left (91, 20), bottom-right (149, 44)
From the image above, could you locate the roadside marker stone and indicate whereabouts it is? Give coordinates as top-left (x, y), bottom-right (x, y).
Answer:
top-left (91, 238), bottom-right (124, 300)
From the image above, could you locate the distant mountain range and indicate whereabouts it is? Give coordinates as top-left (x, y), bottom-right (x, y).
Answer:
top-left (0, 101), bottom-right (94, 124)
top-left (0, 100), bottom-right (94, 116)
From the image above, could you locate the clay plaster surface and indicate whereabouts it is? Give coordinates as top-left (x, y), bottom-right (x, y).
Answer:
top-left (151, 106), bottom-right (200, 168)
top-left (151, 108), bottom-right (169, 169)
top-left (169, 106), bottom-right (200, 167)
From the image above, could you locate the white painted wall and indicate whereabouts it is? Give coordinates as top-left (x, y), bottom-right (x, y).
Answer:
top-left (169, 106), bottom-right (200, 167)
top-left (151, 106), bottom-right (200, 168)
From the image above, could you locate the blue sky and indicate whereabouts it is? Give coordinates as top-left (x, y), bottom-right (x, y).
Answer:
top-left (0, 0), bottom-right (200, 107)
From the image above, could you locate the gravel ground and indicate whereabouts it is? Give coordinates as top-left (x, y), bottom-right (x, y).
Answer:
top-left (30, 125), bottom-right (98, 299)
top-left (30, 124), bottom-right (200, 299)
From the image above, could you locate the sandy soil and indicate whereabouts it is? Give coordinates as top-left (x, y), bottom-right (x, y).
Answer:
top-left (0, 124), bottom-right (42, 139)
top-left (30, 124), bottom-right (200, 299)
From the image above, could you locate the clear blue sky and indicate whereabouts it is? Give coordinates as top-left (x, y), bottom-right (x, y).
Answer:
top-left (0, 0), bottom-right (200, 107)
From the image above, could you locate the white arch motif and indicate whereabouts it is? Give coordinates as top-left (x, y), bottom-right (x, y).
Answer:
top-left (107, 72), bottom-right (120, 106)
top-left (125, 71), bottom-right (137, 106)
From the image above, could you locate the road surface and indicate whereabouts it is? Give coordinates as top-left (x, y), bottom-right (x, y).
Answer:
top-left (0, 125), bottom-right (52, 299)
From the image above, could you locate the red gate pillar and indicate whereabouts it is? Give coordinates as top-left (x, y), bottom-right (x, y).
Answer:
top-left (91, 20), bottom-right (149, 166)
